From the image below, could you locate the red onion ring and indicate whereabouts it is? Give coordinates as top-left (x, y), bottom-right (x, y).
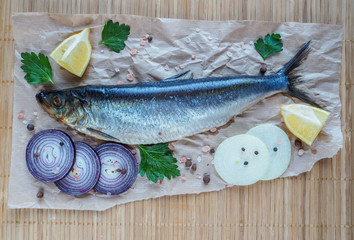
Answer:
top-left (55, 142), bottom-right (101, 196)
top-left (26, 129), bottom-right (75, 182)
top-left (93, 143), bottom-right (138, 195)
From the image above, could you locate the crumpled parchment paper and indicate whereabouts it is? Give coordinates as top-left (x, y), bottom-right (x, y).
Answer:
top-left (9, 13), bottom-right (343, 211)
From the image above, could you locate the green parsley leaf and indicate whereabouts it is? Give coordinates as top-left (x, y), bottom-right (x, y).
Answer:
top-left (137, 143), bottom-right (180, 183)
top-left (254, 33), bottom-right (283, 60)
top-left (99, 20), bottom-right (130, 53)
top-left (20, 52), bottom-right (53, 85)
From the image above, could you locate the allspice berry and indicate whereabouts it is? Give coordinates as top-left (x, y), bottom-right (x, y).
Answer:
top-left (260, 66), bottom-right (267, 75)
top-left (203, 175), bottom-right (210, 184)
top-left (185, 159), bottom-right (192, 167)
top-left (36, 191), bottom-right (44, 198)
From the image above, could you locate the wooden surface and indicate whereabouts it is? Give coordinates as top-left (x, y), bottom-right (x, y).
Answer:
top-left (0, 0), bottom-right (352, 239)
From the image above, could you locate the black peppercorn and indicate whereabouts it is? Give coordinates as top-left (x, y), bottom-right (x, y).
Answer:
top-left (295, 139), bottom-right (302, 148)
top-left (27, 123), bottom-right (35, 131)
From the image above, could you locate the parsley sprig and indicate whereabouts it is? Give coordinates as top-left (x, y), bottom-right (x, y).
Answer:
top-left (99, 20), bottom-right (130, 53)
top-left (254, 33), bottom-right (283, 60)
top-left (20, 52), bottom-right (53, 85)
top-left (138, 143), bottom-right (180, 183)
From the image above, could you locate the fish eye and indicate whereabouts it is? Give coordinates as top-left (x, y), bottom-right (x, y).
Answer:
top-left (53, 95), bottom-right (62, 107)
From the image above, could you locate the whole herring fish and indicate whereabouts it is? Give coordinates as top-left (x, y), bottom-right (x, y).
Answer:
top-left (36, 41), bottom-right (321, 145)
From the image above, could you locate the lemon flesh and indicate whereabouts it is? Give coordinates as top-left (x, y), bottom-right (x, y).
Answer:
top-left (280, 104), bottom-right (330, 146)
top-left (50, 28), bottom-right (92, 77)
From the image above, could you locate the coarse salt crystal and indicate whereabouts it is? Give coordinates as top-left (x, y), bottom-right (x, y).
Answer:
top-left (33, 111), bottom-right (38, 116)
top-left (174, 66), bottom-right (179, 72)
top-left (100, 50), bottom-right (104, 53)
top-left (22, 120), bottom-right (28, 125)
top-left (197, 155), bottom-right (202, 162)
top-left (185, 37), bottom-right (191, 44)
top-left (180, 157), bottom-right (187, 163)
top-left (106, 192), bottom-right (112, 196)
top-left (130, 49), bottom-right (138, 56)
top-left (249, 41), bottom-right (254, 45)
top-left (17, 113), bottom-right (24, 119)
top-left (126, 74), bottom-right (134, 82)
top-left (114, 68), bottom-right (120, 73)
top-left (117, 81), bottom-right (125, 85)
top-left (196, 174), bottom-right (202, 179)
top-left (168, 144), bottom-right (175, 151)
top-left (196, 28), bottom-right (200, 33)
top-left (191, 55), bottom-right (196, 60)
top-left (226, 62), bottom-right (231, 68)
top-left (240, 42), bottom-right (246, 50)
top-left (210, 127), bottom-right (217, 133)
top-left (181, 176), bottom-right (187, 181)
top-left (140, 40), bottom-right (146, 46)
top-left (164, 65), bottom-right (170, 71)
top-left (208, 36), bottom-right (212, 40)
top-left (127, 68), bottom-right (134, 75)
top-left (298, 149), bottom-right (305, 156)
top-left (179, 64), bottom-right (185, 69)
top-left (202, 145), bottom-right (211, 153)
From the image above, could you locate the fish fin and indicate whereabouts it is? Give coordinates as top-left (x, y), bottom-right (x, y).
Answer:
top-left (86, 128), bottom-right (119, 141)
top-left (72, 91), bottom-right (88, 105)
top-left (286, 87), bottom-right (325, 109)
top-left (280, 40), bottom-right (326, 109)
top-left (163, 70), bottom-right (193, 81)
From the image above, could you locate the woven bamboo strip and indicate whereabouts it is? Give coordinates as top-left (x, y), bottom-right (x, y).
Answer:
top-left (0, 0), bottom-right (352, 239)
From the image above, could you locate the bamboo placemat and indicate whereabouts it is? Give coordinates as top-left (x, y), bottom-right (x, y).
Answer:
top-left (0, 0), bottom-right (352, 239)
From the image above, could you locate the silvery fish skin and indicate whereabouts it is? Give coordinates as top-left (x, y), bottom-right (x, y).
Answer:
top-left (36, 41), bottom-right (318, 145)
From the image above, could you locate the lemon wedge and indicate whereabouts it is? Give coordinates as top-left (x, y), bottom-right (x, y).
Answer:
top-left (50, 28), bottom-right (92, 77)
top-left (280, 104), bottom-right (330, 146)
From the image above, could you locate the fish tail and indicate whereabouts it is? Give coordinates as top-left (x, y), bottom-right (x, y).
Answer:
top-left (279, 40), bottom-right (325, 109)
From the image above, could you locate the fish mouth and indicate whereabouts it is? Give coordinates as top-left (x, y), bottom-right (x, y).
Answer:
top-left (35, 91), bottom-right (45, 104)
top-left (35, 91), bottom-right (55, 115)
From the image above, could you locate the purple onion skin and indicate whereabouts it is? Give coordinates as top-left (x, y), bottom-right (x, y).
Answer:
top-left (55, 142), bottom-right (101, 196)
top-left (26, 129), bottom-right (75, 183)
top-left (94, 143), bottom-right (138, 195)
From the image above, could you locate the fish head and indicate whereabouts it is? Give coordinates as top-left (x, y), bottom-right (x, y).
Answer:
top-left (35, 89), bottom-right (75, 121)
